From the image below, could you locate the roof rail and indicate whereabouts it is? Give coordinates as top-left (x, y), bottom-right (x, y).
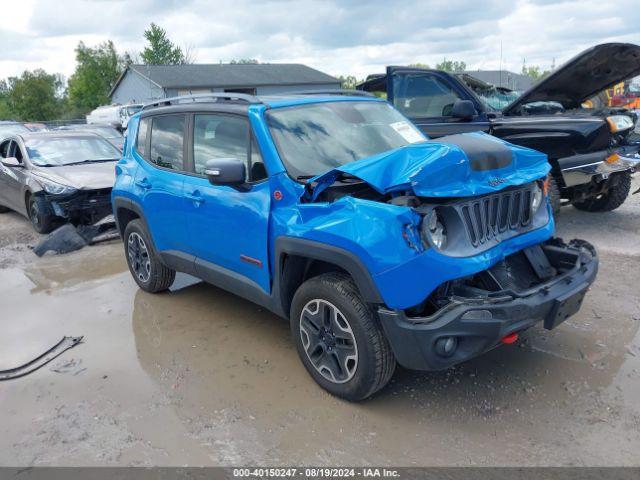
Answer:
top-left (141, 92), bottom-right (262, 111)
top-left (284, 89), bottom-right (375, 97)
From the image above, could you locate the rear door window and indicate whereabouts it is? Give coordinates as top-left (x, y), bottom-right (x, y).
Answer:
top-left (149, 115), bottom-right (185, 170)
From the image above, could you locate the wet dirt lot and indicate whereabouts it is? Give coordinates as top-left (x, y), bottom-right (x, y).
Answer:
top-left (1, 179), bottom-right (639, 467)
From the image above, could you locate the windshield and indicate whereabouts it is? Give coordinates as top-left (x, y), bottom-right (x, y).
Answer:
top-left (25, 137), bottom-right (121, 166)
top-left (475, 88), bottom-right (522, 110)
top-left (267, 101), bottom-right (426, 179)
top-left (0, 124), bottom-right (30, 136)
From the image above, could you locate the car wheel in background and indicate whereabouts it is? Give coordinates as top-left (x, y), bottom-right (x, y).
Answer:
top-left (290, 272), bottom-right (396, 401)
top-left (572, 171), bottom-right (631, 212)
top-left (124, 219), bottom-right (175, 293)
top-left (547, 174), bottom-right (561, 214)
top-left (28, 196), bottom-right (55, 234)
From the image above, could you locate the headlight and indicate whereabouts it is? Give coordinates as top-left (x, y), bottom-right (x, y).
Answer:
top-left (531, 182), bottom-right (543, 213)
top-left (606, 115), bottom-right (634, 133)
top-left (36, 177), bottom-right (77, 195)
top-left (421, 210), bottom-right (447, 250)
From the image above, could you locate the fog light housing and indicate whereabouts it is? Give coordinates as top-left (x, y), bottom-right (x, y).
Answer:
top-left (435, 336), bottom-right (458, 357)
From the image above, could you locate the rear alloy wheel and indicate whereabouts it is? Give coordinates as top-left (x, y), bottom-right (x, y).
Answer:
top-left (291, 273), bottom-right (395, 401)
top-left (128, 232), bottom-right (152, 284)
top-left (28, 196), bottom-right (55, 234)
top-left (572, 171), bottom-right (632, 212)
top-left (123, 219), bottom-right (175, 293)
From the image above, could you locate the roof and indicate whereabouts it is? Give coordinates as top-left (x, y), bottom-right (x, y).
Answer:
top-left (17, 131), bottom-right (106, 142)
top-left (462, 70), bottom-right (534, 92)
top-left (111, 63), bottom-right (340, 95)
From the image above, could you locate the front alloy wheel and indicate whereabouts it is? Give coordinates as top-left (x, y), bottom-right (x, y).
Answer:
top-left (299, 299), bottom-right (358, 383)
top-left (290, 273), bottom-right (396, 401)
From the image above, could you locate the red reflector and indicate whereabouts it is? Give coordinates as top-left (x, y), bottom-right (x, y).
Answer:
top-left (501, 332), bottom-right (518, 344)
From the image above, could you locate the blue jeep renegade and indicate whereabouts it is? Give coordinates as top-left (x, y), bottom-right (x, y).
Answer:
top-left (112, 92), bottom-right (598, 401)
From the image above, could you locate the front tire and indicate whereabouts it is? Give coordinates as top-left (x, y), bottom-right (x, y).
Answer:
top-left (124, 219), bottom-right (175, 293)
top-left (290, 273), bottom-right (395, 401)
top-left (572, 171), bottom-right (632, 212)
top-left (28, 196), bottom-right (55, 234)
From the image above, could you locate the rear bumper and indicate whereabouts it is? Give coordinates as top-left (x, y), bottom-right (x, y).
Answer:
top-left (559, 146), bottom-right (640, 187)
top-left (377, 239), bottom-right (598, 371)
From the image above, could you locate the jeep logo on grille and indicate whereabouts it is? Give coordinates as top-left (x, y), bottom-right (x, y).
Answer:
top-left (488, 177), bottom-right (507, 187)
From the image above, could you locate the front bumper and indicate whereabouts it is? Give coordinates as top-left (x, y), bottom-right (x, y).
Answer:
top-left (377, 239), bottom-right (598, 371)
top-left (43, 188), bottom-right (113, 223)
top-left (560, 146), bottom-right (640, 188)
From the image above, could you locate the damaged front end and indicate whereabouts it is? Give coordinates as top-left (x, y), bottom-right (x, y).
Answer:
top-left (378, 238), bottom-right (598, 370)
top-left (40, 187), bottom-right (113, 224)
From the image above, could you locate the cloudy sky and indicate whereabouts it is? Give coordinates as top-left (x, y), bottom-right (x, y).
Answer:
top-left (2, 0), bottom-right (640, 82)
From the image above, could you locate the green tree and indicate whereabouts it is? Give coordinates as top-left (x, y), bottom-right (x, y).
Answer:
top-left (408, 62), bottom-right (430, 69)
top-left (436, 59), bottom-right (466, 72)
top-left (0, 79), bottom-right (12, 119)
top-left (66, 40), bottom-right (123, 113)
top-left (521, 63), bottom-right (550, 80)
top-left (6, 69), bottom-right (62, 121)
top-left (140, 23), bottom-right (187, 65)
top-left (337, 75), bottom-right (361, 89)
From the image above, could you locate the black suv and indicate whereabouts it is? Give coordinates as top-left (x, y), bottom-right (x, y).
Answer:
top-left (358, 43), bottom-right (640, 213)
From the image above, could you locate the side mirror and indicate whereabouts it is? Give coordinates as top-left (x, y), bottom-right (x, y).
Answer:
top-left (1, 157), bottom-right (21, 167)
top-left (451, 99), bottom-right (477, 121)
top-left (205, 158), bottom-right (246, 186)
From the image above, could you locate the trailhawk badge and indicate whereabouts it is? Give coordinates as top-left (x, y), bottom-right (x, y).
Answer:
top-left (488, 177), bottom-right (507, 187)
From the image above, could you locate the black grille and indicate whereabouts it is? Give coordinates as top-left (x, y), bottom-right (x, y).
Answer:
top-left (458, 185), bottom-right (533, 247)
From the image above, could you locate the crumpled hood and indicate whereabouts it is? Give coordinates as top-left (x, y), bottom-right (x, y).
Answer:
top-left (307, 132), bottom-right (550, 200)
top-left (33, 161), bottom-right (117, 190)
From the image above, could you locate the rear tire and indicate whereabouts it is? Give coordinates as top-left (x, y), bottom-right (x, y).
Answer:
top-left (290, 273), bottom-right (395, 401)
top-left (572, 171), bottom-right (631, 212)
top-left (123, 219), bottom-right (175, 293)
top-left (28, 196), bottom-right (55, 234)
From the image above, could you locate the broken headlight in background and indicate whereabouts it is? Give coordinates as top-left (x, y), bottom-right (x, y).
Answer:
top-left (34, 175), bottom-right (77, 196)
top-left (606, 114), bottom-right (634, 133)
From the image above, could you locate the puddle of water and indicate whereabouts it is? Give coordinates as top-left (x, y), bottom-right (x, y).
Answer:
top-left (1, 224), bottom-right (639, 466)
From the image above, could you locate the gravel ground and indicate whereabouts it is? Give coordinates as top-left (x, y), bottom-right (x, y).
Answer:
top-left (0, 177), bottom-right (639, 467)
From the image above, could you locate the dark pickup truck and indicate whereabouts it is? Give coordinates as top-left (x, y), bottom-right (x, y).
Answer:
top-left (358, 43), bottom-right (640, 213)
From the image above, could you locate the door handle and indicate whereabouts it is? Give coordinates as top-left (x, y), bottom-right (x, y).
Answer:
top-left (185, 191), bottom-right (205, 204)
top-left (135, 178), bottom-right (152, 190)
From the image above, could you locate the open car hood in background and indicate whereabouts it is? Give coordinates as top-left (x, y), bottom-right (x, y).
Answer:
top-left (503, 43), bottom-right (640, 115)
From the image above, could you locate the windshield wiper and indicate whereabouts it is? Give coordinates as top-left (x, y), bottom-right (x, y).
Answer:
top-left (64, 158), bottom-right (118, 166)
top-left (296, 175), bottom-right (316, 181)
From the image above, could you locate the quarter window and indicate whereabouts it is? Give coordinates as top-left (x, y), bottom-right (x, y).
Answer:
top-left (149, 115), bottom-right (185, 170)
top-left (136, 117), bottom-right (149, 159)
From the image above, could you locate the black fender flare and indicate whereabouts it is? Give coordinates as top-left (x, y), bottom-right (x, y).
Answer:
top-left (112, 196), bottom-right (152, 241)
top-left (274, 237), bottom-right (383, 305)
